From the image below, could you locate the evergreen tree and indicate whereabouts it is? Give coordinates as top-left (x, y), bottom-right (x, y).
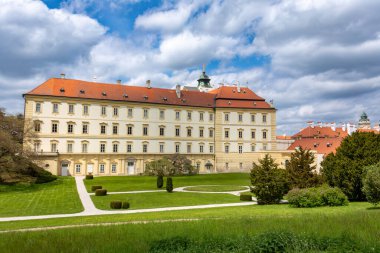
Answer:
top-left (157, 175), bottom-right (164, 189)
top-left (286, 147), bottom-right (322, 189)
top-left (322, 132), bottom-right (380, 201)
top-left (166, 177), bottom-right (173, 193)
top-left (250, 154), bottom-right (289, 204)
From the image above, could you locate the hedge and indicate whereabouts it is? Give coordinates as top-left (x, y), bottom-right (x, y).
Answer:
top-left (85, 174), bottom-right (94, 180)
top-left (110, 201), bottom-right (122, 209)
top-left (240, 193), bottom-right (252, 201)
top-left (91, 185), bottom-right (102, 192)
top-left (122, 201), bottom-right (130, 209)
top-left (95, 189), bottom-right (107, 196)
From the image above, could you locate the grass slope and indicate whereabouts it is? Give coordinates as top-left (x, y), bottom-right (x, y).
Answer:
top-left (91, 191), bottom-right (239, 210)
top-left (0, 177), bottom-right (83, 217)
top-left (84, 173), bottom-right (250, 192)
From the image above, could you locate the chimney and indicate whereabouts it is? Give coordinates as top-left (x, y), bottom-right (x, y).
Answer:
top-left (237, 81), bottom-right (241, 93)
top-left (117, 80), bottom-right (121, 84)
top-left (331, 122), bottom-right (336, 131)
top-left (342, 123), bottom-right (346, 132)
top-left (307, 121), bottom-right (314, 128)
top-left (317, 122), bottom-right (322, 127)
top-left (60, 73), bottom-right (65, 79)
top-left (176, 84), bottom-right (181, 98)
top-left (146, 80), bottom-right (151, 89)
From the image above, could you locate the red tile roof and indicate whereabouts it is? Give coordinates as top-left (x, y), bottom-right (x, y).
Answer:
top-left (276, 135), bottom-right (293, 140)
top-left (288, 138), bottom-right (343, 156)
top-left (25, 78), bottom-right (273, 109)
top-left (292, 126), bottom-right (349, 139)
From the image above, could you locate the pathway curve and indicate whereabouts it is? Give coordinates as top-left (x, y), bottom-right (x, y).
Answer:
top-left (174, 185), bottom-right (251, 196)
top-left (75, 176), bottom-right (98, 214)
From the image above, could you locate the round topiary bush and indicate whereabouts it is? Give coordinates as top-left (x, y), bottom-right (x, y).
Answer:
top-left (122, 201), bottom-right (130, 209)
top-left (91, 185), bottom-right (102, 192)
top-left (86, 174), bottom-right (94, 180)
top-left (110, 201), bottom-right (122, 209)
top-left (95, 189), bottom-right (107, 196)
top-left (240, 193), bottom-right (252, 201)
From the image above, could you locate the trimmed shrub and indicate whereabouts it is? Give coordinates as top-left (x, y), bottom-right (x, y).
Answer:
top-left (240, 193), bottom-right (252, 201)
top-left (122, 201), bottom-right (130, 209)
top-left (85, 174), bottom-right (94, 180)
top-left (91, 185), bottom-right (102, 192)
top-left (95, 189), bottom-right (107, 196)
top-left (110, 201), bottom-right (122, 209)
top-left (166, 177), bottom-right (173, 193)
top-left (320, 186), bottom-right (349, 206)
top-left (157, 175), bottom-right (163, 189)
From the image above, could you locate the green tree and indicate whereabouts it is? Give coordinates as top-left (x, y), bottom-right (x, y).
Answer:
top-left (144, 158), bottom-right (174, 176)
top-left (166, 177), bottom-right (173, 193)
top-left (286, 147), bottom-right (322, 189)
top-left (362, 163), bottom-right (380, 207)
top-left (168, 154), bottom-right (197, 175)
top-left (157, 175), bottom-right (164, 189)
top-left (321, 132), bottom-right (380, 201)
top-left (250, 154), bottom-right (289, 204)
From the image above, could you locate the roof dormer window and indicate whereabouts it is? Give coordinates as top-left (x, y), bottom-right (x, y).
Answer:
top-left (102, 92), bottom-right (107, 96)
top-left (60, 88), bottom-right (65, 92)
top-left (80, 90), bottom-right (85, 94)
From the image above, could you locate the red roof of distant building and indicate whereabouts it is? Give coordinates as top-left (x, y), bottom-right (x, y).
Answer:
top-left (288, 138), bottom-right (343, 156)
top-left (292, 126), bottom-right (348, 139)
top-left (25, 78), bottom-right (273, 109)
top-left (277, 135), bottom-right (293, 140)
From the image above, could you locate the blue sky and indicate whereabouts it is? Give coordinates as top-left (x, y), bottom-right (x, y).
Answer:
top-left (1, 0), bottom-right (380, 135)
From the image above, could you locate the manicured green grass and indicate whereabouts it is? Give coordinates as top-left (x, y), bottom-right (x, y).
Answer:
top-left (0, 203), bottom-right (379, 252)
top-left (0, 177), bottom-right (83, 217)
top-left (91, 192), bottom-right (239, 210)
top-left (84, 173), bottom-right (250, 192)
top-left (184, 185), bottom-right (248, 192)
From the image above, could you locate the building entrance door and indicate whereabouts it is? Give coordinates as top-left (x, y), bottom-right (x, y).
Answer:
top-left (61, 164), bottom-right (69, 176)
top-left (87, 164), bottom-right (94, 174)
top-left (127, 161), bottom-right (135, 175)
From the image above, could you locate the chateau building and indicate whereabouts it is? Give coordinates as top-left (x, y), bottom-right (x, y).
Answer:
top-left (24, 72), bottom-right (290, 176)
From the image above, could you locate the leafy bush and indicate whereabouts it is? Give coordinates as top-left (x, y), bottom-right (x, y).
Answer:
top-left (91, 185), bottom-right (102, 192)
top-left (166, 177), bottom-right (173, 193)
top-left (95, 189), bottom-right (107, 196)
top-left (34, 167), bottom-right (57, 184)
top-left (239, 193), bottom-right (252, 201)
top-left (362, 163), bottom-right (380, 206)
top-left (110, 201), bottom-right (122, 209)
top-left (157, 175), bottom-right (163, 188)
top-left (122, 201), bottom-right (130, 209)
top-left (287, 186), bottom-right (348, 208)
top-left (85, 174), bottom-right (93, 180)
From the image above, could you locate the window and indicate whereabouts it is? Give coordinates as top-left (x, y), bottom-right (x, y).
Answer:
top-left (128, 108), bottom-right (133, 117)
top-left (127, 143), bottom-right (132, 153)
top-left (51, 143), bottom-right (57, 152)
top-left (159, 143), bottom-right (164, 153)
top-left (175, 111), bottom-right (180, 120)
top-left (225, 163), bottom-right (229, 170)
top-left (111, 164), bottom-right (117, 173)
top-left (251, 130), bottom-right (256, 139)
top-left (225, 130), bottom-right (229, 138)
top-left (53, 103), bottom-right (59, 113)
top-left (238, 113), bottom-right (243, 122)
top-left (187, 128), bottom-right (192, 137)
top-left (100, 143), bottom-right (106, 153)
top-left (82, 123), bottom-right (88, 134)
top-left (209, 129), bottom-right (214, 138)
top-left (159, 110), bottom-right (165, 120)
top-left (143, 143), bottom-right (148, 153)
top-left (175, 127), bottom-right (180, 137)
top-left (209, 113), bottom-right (214, 121)
top-left (225, 145), bottom-right (229, 153)
top-left (238, 145), bottom-right (243, 154)
top-left (199, 112), bottom-right (204, 121)
top-left (34, 142), bottom-right (40, 152)
top-left (75, 164), bottom-right (81, 173)
top-left (143, 125), bottom-right (148, 136)
top-left (187, 111), bottom-right (192, 120)
top-left (263, 144), bottom-right (267, 151)
top-left (113, 125), bottom-right (118, 135)
top-left (238, 130), bottom-right (243, 139)
top-left (113, 107), bottom-right (118, 116)
top-left (159, 127), bottom-right (165, 136)
top-left (113, 143), bottom-right (118, 153)
top-left (67, 143), bottom-right (73, 153)
top-left (127, 125), bottom-right (133, 135)
top-left (199, 128), bottom-right (204, 137)
top-left (224, 113), bottom-right (229, 122)
top-left (68, 104), bottom-right (74, 114)
top-left (34, 122), bottom-right (41, 132)
top-left (101, 106), bottom-right (106, 116)
top-left (99, 164), bottom-right (105, 173)
top-left (100, 125), bottom-right (106, 134)
top-left (52, 123), bottom-right (58, 133)
top-left (187, 144), bottom-right (192, 153)
top-left (67, 123), bottom-right (74, 133)
top-left (175, 144), bottom-right (180, 153)
top-left (82, 143), bottom-right (88, 153)
top-left (251, 145), bottom-right (256, 152)
top-left (196, 162), bottom-right (201, 170)
top-left (83, 105), bottom-right (89, 115)
top-left (35, 103), bottom-right (41, 113)
top-left (263, 114), bottom-right (267, 123)
top-left (199, 144), bottom-right (204, 153)
top-left (239, 162), bottom-right (243, 170)
top-left (143, 109), bottom-right (149, 118)
top-left (251, 114), bottom-right (255, 122)
top-left (209, 145), bottom-right (214, 153)
top-left (263, 131), bottom-right (267, 139)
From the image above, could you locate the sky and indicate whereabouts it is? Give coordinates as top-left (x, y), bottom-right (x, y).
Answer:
top-left (1, 0), bottom-right (380, 135)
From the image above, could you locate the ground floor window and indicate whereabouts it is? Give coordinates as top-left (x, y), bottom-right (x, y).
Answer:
top-left (75, 164), bottom-right (81, 173)
top-left (111, 164), bottom-right (117, 173)
top-left (225, 162), bottom-right (229, 170)
top-left (99, 164), bottom-right (105, 173)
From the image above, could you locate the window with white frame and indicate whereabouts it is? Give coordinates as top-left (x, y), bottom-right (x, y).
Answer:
top-left (127, 143), bottom-right (132, 153)
top-left (187, 144), bottom-right (192, 153)
top-left (263, 144), bottom-right (267, 151)
top-left (175, 111), bottom-right (180, 120)
top-left (111, 164), bottom-right (117, 173)
top-left (101, 106), bottom-right (106, 116)
top-left (113, 125), bottom-right (118, 135)
top-left (100, 143), bottom-right (106, 153)
top-left (209, 145), bottom-right (214, 153)
top-left (238, 113), bottom-right (243, 122)
top-left (143, 143), bottom-right (148, 153)
top-left (53, 103), bottom-right (59, 113)
top-left (67, 123), bottom-right (74, 134)
top-left (199, 144), bottom-right (204, 153)
top-left (51, 142), bottom-right (57, 152)
top-left (187, 128), bottom-right (192, 137)
top-left (251, 114), bottom-right (255, 122)
top-left (82, 123), bottom-right (88, 134)
top-left (68, 104), bottom-right (74, 114)
top-left (83, 105), bottom-right (89, 115)
top-left (199, 112), bottom-right (204, 121)
top-left (67, 143), bottom-right (73, 153)
top-left (99, 164), bottom-right (105, 173)
top-left (34, 121), bottom-right (41, 132)
top-left (224, 129), bottom-right (229, 138)
top-left (127, 125), bottom-right (133, 135)
top-left (159, 126), bottom-right (165, 136)
top-left (199, 128), bottom-right (204, 137)
top-left (143, 109), bottom-right (149, 118)
top-left (187, 111), bottom-right (192, 120)
top-left (224, 145), bottom-right (229, 153)
top-left (52, 122), bottom-right (58, 133)
top-left (159, 143), bottom-right (164, 153)
top-left (34, 142), bottom-right (40, 153)
top-left (82, 142), bottom-right (88, 153)
top-left (128, 108), bottom-right (133, 118)
top-left (113, 143), bottom-right (118, 153)
top-left (175, 143), bottom-right (180, 153)
top-left (100, 125), bottom-right (106, 134)
top-left (75, 164), bottom-right (81, 173)
top-left (175, 127), bottom-right (180, 137)
top-left (209, 113), bottom-right (214, 121)
top-left (209, 129), bottom-right (214, 138)
top-left (263, 114), bottom-right (267, 123)
top-left (113, 107), bottom-right (118, 116)
top-left (143, 125), bottom-right (148, 136)
top-left (159, 110), bottom-right (165, 120)
top-left (224, 113), bottom-right (229, 122)
top-left (35, 102), bottom-right (41, 113)
top-left (263, 131), bottom-right (267, 139)
top-left (251, 130), bottom-right (256, 139)
top-left (238, 130), bottom-right (243, 139)
top-left (251, 144), bottom-right (256, 152)
top-left (238, 145), bottom-right (243, 154)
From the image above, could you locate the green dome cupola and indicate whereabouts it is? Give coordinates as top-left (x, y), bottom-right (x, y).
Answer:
top-left (197, 64), bottom-right (212, 88)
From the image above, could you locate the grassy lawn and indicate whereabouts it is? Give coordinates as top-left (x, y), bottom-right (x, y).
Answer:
top-left (84, 173), bottom-right (250, 192)
top-left (91, 191), bottom-right (239, 210)
top-left (0, 202), bottom-right (379, 252)
top-left (183, 185), bottom-right (248, 192)
top-left (0, 177), bottom-right (83, 217)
